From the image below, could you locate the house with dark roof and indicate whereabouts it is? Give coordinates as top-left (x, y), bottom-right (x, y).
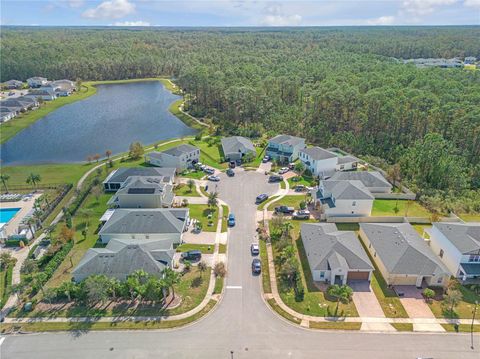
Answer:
top-left (329, 171), bottom-right (392, 193)
top-left (98, 208), bottom-right (189, 244)
top-left (312, 180), bottom-right (374, 218)
top-left (107, 176), bottom-right (174, 209)
top-left (359, 223), bottom-right (449, 287)
top-left (299, 146), bottom-right (338, 177)
top-left (428, 222), bottom-right (480, 283)
top-left (3, 80), bottom-right (23, 89)
top-left (146, 144), bottom-right (199, 171)
top-left (103, 167), bottom-right (175, 192)
top-left (220, 136), bottom-right (256, 161)
top-left (266, 134), bottom-right (306, 163)
top-left (0, 107), bottom-right (17, 122)
top-left (301, 223), bottom-right (373, 285)
top-left (25, 88), bottom-right (57, 101)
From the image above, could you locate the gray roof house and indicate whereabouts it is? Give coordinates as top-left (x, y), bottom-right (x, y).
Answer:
top-left (3, 80), bottom-right (23, 89)
top-left (107, 176), bottom-right (174, 209)
top-left (301, 223), bottom-right (373, 284)
top-left (72, 237), bottom-right (175, 282)
top-left (429, 222), bottom-right (480, 283)
top-left (221, 136), bottom-right (256, 161)
top-left (146, 144), bottom-right (200, 171)
top-left (330, 171), bottom-right (392, 193)
top-left (103, 167), bottom-right (175, 191)
top-left (313, 180), bottom-right (374, 218)
top-left (25, 88), bottom-right (57, 101)
top-left (266, 134), bottom-right (306, 163)
top-left (98, 208), bottom-right (189, 244)
top-left (26, 76), bottom-right (48, 88)
top-left (299, 147), bottom-right (338, 177)
top-left (360, 223), bottom-right (450, 287)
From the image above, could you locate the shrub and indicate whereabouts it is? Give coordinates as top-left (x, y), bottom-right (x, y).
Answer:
top-left (214, 262), bottom-right (226, 277)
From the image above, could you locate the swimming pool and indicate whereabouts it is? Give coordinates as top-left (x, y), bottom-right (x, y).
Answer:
top-left (0, 208), bottom-right (21, 224)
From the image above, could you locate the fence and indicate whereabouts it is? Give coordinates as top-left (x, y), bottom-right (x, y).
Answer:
top-left (5, 183), bottom-right (67, 191)
top-left (373, 193), bottom-right (416, 200)
top-left (327, 215), bottom-right (463, 224)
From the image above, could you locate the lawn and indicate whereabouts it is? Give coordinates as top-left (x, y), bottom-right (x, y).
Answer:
top-left (218, 243), bottom-right (227, 254)
top-left (213, 276), bottom-right (224, 295)
top-left (174, 183), bottom-right (200, 197)
top-left (221, 204), bottom-right (229, 232)
top-left (258, 195), bottom-right (279, 210)
top-left (390, 323), bottom-right (413, 331)
top-left (428, 285), bottom-right (480, 319)
top-left (267, 195), bottom-right (308, 211)
top-left (176, 243), bottom-right (214, 254)
top-left (189, 138), bottom-right (227, 169)
top-left (188, 204), bottom-right (218, 232)
top-left (267, 298), bottom-right (302, 324)
top-left (242, 146), bottom-right (267, 168)
top-left (309, 321), bottom-right (362, 330)
top-left (458, 213), bottom-right (480, 222)
top-left (372, 200), bottom-right (432, 217)
top-left (0, 266), bottom-right (13, 308)
top-left (181, 170), bottom-right (206, 180)
top-left (260, 240), bottom-right (271, 294)
top-left (441, 324), bottom-right (480, 332)
top-left (287, 174), bottom-right (316, 187)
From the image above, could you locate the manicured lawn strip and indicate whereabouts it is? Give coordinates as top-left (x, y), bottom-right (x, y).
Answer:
top-left (242, 146), bottom-right (266, 168)
top-left (428, 285), bottom-right (480, 319)
top-left (218, 243), bottom-right (227, 254)
top-left (0, 84), bottom-right (97, 144)
top-left (309, 321), bottom-right (362, 330)
top-left (287, 174), bottom-right (316, 187)
top-left (372, 200), bottom-right (431, 217)
top-left (412, 224), bottom-right (431, 237)
top-left (258, 196), bottom-right (278, 210)
top-left (335, 223), bottom-right (360, 231)
top-left (267, 195), bottom-right (307, 211)
top-left (221, 205), bottom-right (229, 232)
top-left (188, 204), bottom-right (218, 232)
top-left (214, 276), bottom-right (224, 295)
top-left (176, 243), bottom-right (214, 254)
top-left (181, 170), bottom-right (206, 180)
top-left (260, 240), bottom-right (271, 294)
top-left (459, 213), bottom-right (480, 222)
top-left (169, 99), bottom-right (206, 131)
top-left (280, 180), bottom-right (287, 189)
top-left (0, 266), bottom-right (13, 308)
top-left (174, 183), bottom-right (200, 197)
top-left (188, 139), bottom-right (226, 169)
top-left (267, 298), bottom-right (302, 324)
top-left (441, 324), bottom-right (480, 332)
top-left (391, 323), bottom-right (414, 331)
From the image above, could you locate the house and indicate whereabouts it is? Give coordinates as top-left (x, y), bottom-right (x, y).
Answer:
top-left (98, 208), bottom-right (189, 244)
top-left (26, 77), bottom-right (48, 88)
top-left (220, 136), bottom-right (256, 161)
top-left (312, 180), bottom-right (374, 218)
top-left (359, 223), bottom-right (450, 287)
top-left (0, 107), bottom-right (17, 122)
top-left (329, 171), bottom-right (392, 193)
top-left (72, 237), bottom-right (175, 282)
top-left (465, 56), bottom-right (477, 65)
top-left (266, 134), bottom-right (306, 163)
top-left (428, 222), bottom-right (480, 283)
top-left (103, 167), bottom-right (175, 192)
top-left (3, 80), bottom-right (23, 89)
top-left (301, 223), bottom-right (373, 285)
top-left (107, 176), bottom-right (174, 209)
top-left (298, 147), bottom-right (338, 178)
top-left (1, 98), bottom-right (35, 112)
top-left (336, 156), bottom-right (358, 172)
top-left (145, 144), bottom-right (199, 171)
top-left (25, 88), bottom-right (57, 101)
top-left (46, 80), bottom-right (76, 96)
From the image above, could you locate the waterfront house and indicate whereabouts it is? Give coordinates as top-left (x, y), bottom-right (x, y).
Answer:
top-left (103, 167), bottom-right (175, 192)
top-left (146, 144), bottom-right (200, 171)
top-left (25, 88), bottom-right (57, 101)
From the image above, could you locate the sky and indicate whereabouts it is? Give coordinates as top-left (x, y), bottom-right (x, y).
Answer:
top-left (1, 0), bottom-right (479, 27)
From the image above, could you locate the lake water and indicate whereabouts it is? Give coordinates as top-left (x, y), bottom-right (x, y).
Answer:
top-left (0, 81), bottom-right (197, 166)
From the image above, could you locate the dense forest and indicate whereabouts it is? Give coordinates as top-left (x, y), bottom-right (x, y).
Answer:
top-left (1, 27), bottom-right (479, 213)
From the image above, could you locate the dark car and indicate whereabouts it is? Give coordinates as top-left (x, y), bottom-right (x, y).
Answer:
top-left (252, 258), bottom-right (261, 274)
top-left (262, 155), bottom-right (270, 163)
top-left (226, 168), bottom-right (235, 177)
top-left (274, 206), bottom-right (295, 214)
top-left (255, 194), bottom-right (269, 204)
top-left (204, 167), bottom-right (215, 174)
top-left (229, 161), bottom-right (236, 168)
top-left (181, 250), bottom-right (202, 261)
top-left (268, 175), bottom-right (283, 183)
top-left (294, 185), bottom-right (306, 192)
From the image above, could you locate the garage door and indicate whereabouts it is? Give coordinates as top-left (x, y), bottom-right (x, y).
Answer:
top-left (347, 271), bottom-right (370, 280)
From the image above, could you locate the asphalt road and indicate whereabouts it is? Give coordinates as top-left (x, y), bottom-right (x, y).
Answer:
top-left (2, 169), bottom-right (479, 359)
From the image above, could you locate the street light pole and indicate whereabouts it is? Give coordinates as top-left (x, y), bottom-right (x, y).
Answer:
top-left (471, 300), bottom-right (478, 350)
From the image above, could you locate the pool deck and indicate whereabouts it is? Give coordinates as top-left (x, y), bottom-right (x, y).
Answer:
top-left (0, 192), bottom-right (43, 238)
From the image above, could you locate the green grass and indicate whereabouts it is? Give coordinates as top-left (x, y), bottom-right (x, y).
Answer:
top-left (213, 276), bottom-right (224, 295)
top-left (458, 213), bottom-right (480, 222)
top-left (218, 244), bottom-right (227, 254)
top-left (260, 240), bottom-right (271, 294)
top-left (335, 223), bottom-right (360, 231)
top-left (309, 321), bottom-right (362, 330)
top-left (181, 170), bottom-right (206, 180)
top-left (169, 99), bottom-right (207, 131)
top-left (441, 324), bottom-right (480, 332)
top-left (176, 243), bottom-right (214, 254)
top-left (391, 323), bottom-right (414, 331)
top-left (258, 195), bottom-right (279, 210)
top-left (0, 266), bottom-right (13, 308)
top-left (221, 205), bottom-right (229, 232)
top-left (288, 174), bottom-right (315, 187)
top-left (267, 195), bottom-right (307, 211)
top-left (188, 204), bottom-right (218, 232)
top-left (372, 200), bottom-right (432, 217)
top-left (280, 180), bottom-right (287, 189)
top-left (412, 224), bottom-right (431, 237)
top-left (267, 298), bottom-right (302, 324)
top-left (189, 139), bottom-right (226, 169)
top-left (242, 146), bottom-right (266, 168)
top-left (174, 183), bottom-right (200, 197)
top-left (428, 285), bottom-right (480, 319)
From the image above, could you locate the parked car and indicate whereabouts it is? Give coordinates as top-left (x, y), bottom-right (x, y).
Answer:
top-left (274, 206), bottom-right (295, 215)
top-left (181, 250), bottom-right (202, 261)
top-left (8, 92), bottom-right (15, 96)
top-left (251, 243), bottom-right (260, 255)
top-left (204, 167), bottom-right (215, 174)
top-left (208, 175), bottom-right (220, 182)
top-left (252, 258), bottom-right (262, 274)
top-left (288, 163), bottom-right (295, 170)
top-left (262, 155), bottom-right (270, 163)
top-left (278, 167), bottom-right (289, 174)
top-left (268, 175), bottom-right (283, 183)
top-left (292, 210), bottom-right (311, 219)
top-left (294, 185), bottom-right (306, 192)
top-left (228, 213), bottom-right (236, 227)
top-left (229, 161), bottom-right (236, 168)
top-left (226, 168), bottom-right (235, 177)
top-left (256, 193), bottom-right (269, 204)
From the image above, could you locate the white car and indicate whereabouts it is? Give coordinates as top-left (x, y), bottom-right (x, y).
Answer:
top-left (207, 175), bottom-right (220, 182)
top-left (278, 167), bottom-right (289, 174)
top-left (251, 243), bottom-right (260, 255)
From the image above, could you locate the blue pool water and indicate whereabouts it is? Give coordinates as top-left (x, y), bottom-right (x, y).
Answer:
top-left (0, 208), bottom-right (21, 224)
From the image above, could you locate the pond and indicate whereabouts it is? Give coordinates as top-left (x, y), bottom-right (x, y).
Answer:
top-left (0, 81), bottom-right (197, 166)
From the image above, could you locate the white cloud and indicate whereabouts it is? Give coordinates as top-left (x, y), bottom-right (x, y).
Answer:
top-left (83, 0), bottom-right (135, 19)
top-left (402, 0), bottom-right (458, 16)
top-left (112, 20), bottom-right (151, 26)
top-left (260, 3), bottom-right (302, 26)
top-left (68, 0), bottom-right (84, 8)
top-left (367, 15), bottom-right (396, 25)
top-left (464, 0), bottom-right (480, 8)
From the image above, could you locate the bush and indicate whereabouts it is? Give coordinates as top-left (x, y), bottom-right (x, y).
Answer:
top-left (214, 262), bottom-right (226, 277)
top-left (4, 239), bottom-right (21, 247)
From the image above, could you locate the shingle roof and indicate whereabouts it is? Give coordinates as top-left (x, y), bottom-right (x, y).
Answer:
top-left (300, 147), bottom-right (337, 160)
top-left (301, 223), bottom-right (373, 271)
top-left (337, 156), bottom-right (359, 165)
top-left (433, 222), bottom-right (480, 254)
top-left (268, 134), bottom-right (305, 147)
top-left (99, 208), bottom-right (188, 235)
top-left (221, 136), bottom-right (255, 155)
top-left (104, 167), bottom-right (175, 184)
top-left (321, 180), bottom-right (374, 200)
top-left (162, 143), bottom-right (198, 157)
top-left (110, 176), bottom-right (174, 206)
top-left (330, 171), bottom-right (392, 190)
top-left (360, 223), bottom-right (449, 276)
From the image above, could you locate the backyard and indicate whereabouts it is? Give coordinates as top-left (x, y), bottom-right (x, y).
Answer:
top-left (372, 200), bottom-right (432, 217)
top-left (188, 138), bottom-right (227, 169)
top-left (188, 204), bottom-right (219, 232)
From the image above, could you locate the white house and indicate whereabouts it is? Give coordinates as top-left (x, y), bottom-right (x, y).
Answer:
top-left (146, 144), bottom-right (200, 171)
top-left (301, 223), bottom-right (373, 284)
top-left (220, 136), bottom-right (256, 161)
top-left (329, 171), bottom-right (392, 193)
top-left (312, 180), bottom-right (374, 218)
top-left (27, 77), bottom-right (48, 88)
top-left (0, 108), bottom-right (17, 122)
top-left (336, 156), bottom-right (358, 171)
top-left (25, 88), bottom-right (57, 101)
top-left (428, 222), bottom-right (480, 283)
top-left (298, 147), bottom-right (338, 178)
top-left (266, 134), bottom-right (306, 163)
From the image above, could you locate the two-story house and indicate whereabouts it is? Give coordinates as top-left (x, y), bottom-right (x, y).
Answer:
top-left (298, 146), bottom-right (338, 178)
top-left (103, 167), bottom-right (176, 192)
top-left (266, 134), bottom-right (306, 163)
top-left (146, 144), bottom-right (200, 171)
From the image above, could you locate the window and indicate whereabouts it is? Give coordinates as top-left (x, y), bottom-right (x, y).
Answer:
top-left (437, 277), bottom-right (443, 284)
top-left (469, 255), bottom-right (480, 262)
top-left (439, 249), bottom-right (444, 258)
top-left (320, 272), bottom-right (325, 279)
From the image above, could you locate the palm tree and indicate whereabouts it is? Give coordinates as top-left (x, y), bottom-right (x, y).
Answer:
top-left (187, 179), bottom-right (195, 193)
top-left (163, 267), bottom-right (181, 300)
top-left (0, 174), bottom-right (10, 193)
top-left (327, 284), bottom-right (353, 317)
top-left (26, 173), bottom-right (41, 189)
top-left (207, 191), bottom-right (218, 209)
top-left (26, 216), bottom-right (37, 238)
top-left (105, 150), bottom-right (112, 160)
top-left (282, 221), bottom-right (293, 238)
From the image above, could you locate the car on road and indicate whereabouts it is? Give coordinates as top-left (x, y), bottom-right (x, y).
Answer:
top-left (268, 175), bottom-right (283, 183)
top-left (255, 193), bottom-right (269, 204)
top-left (181, 250), bottom-right (202, 261)
top-left (251, 243), bottom-right (260, 255)
top-left (292, 210), bottom-right (311, 219)
top-left (228, 213), bottom-right (236, 226)
top-left (262, 155), bottom-right (270, 163)
top-left (207, 175), bottom-right (220, 182)
top-left (278, 167), bottom-right (289, 174)
top-left (226, 168), bottom-right (235, 177)
top-left (204, 167), bottom-right (215, 174)
top-left (252, 258), bottom-right (262, 274)
top-left (274, 205), bottom-right (295, 215)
